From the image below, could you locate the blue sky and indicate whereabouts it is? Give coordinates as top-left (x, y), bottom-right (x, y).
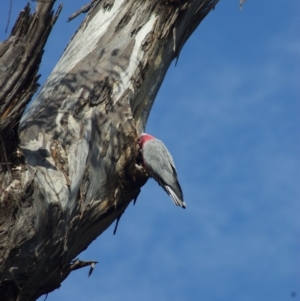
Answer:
top-left (1, 1), bottom-right (299, 301)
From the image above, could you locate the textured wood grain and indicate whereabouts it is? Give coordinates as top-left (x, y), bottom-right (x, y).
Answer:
top-left (0, 0), bottom-right (219, 300)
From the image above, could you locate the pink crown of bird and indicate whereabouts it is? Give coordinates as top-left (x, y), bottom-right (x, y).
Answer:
top-left (138, 133), bottom-right (186, 209)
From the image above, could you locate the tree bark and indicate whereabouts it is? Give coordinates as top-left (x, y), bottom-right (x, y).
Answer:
top-left (0, 0), bottom-right (218, 300)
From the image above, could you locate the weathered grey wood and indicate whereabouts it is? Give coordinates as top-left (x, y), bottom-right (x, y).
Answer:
top-left (0, 0), bottom-right (219, 300)
top-left (0, 0), bottom-right (61, 210)
top-left (0, 1), bottom-right (61, 133)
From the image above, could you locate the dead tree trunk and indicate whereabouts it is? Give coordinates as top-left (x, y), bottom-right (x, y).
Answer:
top-left (0, 0), bottom-right (218, 300)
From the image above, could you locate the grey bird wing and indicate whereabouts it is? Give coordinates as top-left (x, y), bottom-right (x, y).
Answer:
top-left (143, 139), bottom-right (185, 208)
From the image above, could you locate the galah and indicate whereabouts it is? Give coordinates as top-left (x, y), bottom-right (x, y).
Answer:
top-left (138, 133), bottom-right (186, 209)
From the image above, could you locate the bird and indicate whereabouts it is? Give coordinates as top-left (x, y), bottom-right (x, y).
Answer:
top-left (138, 133), bottom-right (186, 209)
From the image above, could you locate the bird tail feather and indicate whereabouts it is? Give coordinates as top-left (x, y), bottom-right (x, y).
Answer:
top-left (165, 186), bottom-right (186, 209)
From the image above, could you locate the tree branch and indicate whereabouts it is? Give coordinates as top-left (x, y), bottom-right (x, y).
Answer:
top-left (0, 1), bottom-right (62, 133)
top-left (0, 1), bottom-right (219, 300)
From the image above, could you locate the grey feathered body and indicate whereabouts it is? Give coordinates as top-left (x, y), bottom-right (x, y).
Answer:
top-left (142, 139), bottom-right (186, 208)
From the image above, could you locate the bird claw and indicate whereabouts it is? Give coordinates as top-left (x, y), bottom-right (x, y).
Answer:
top-left (133, 163), bottom-right (148, 181)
